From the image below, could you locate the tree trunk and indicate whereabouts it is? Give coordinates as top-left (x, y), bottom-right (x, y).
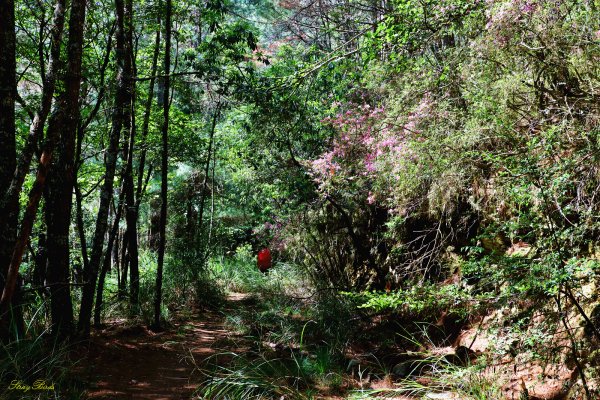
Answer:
top-left (44, 115), bottom-right (76, 339)
top-left (0, 0), bottom-right (88, 339)
top-left (43, 0), bottom-right (88, 339)
top-left (0, 0), bottom-right (17, 294)
top-left (136, 25), bottom-right (161, 207)
top-left (196, 104), bottom-right (220, 237)
top-left (77, 0), bottom-right (129, 336)
top-left (0, 0), bottom-right (66, 249)
top-left (113, 228), bottom-right (120, 273)
top-left (119, 227), bottom-right (129, 298)
top-left (0, 138), bottom-right (60, 336)
top-left (33, 233), bottom-right (48, 297)
top-left (123, 0), bottom-right (139, 313)
top-left (73, 23), bottom-right (114, 279)
top-left (149, 199), bottom-right (161, 251)
top-left (94, 184), bottom-right (125, 326)
top-left (153, 0), bottom-right (172, 329)
top-left (0, 0), bottom-right (18, 341)
top-left (74, 183), bottom-right (89, 272)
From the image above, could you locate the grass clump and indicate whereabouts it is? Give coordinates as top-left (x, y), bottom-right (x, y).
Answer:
top-left (0, 310), bottom-right (83, 399)
top-left (196, 351), bottom-right (311, 399)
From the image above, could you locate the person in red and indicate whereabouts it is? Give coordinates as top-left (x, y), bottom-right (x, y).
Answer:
top-left (257, 248), bottom-right (272, 273)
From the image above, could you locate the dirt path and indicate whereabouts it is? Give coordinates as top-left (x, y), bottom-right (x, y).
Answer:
top-left (78, 295), bottom-right (247, 400)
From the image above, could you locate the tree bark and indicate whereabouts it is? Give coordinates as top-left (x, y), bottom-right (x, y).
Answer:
top-left (94, 183), bottom-right (125, 326)
top-left (33, 233), bottom-right (48, 297)
top-left (74, 183), bottom-right (89, 272)
top-left (196, 104), bottom-right (220, 238)
top-left (77, 0), bottom-right (129, 336)
top-left (0, 0), bottom-right (66, 252)
top-left (0, 0), bottom-right (88, 339)
top-left (43, 116), bottom-right (76, 339)
top-left (94, 220), bottom-right (120, 327)
top-left (153, 0), bottom-right (172, 329)
top-left (0, 137), bottom-right (60, 336)
top-left (74, 21), bottom-right (115, 278)
top-left (123, 0), bottom-right (140, 313)
top-left (119, 230), bottom-right (129, 298)
top-left (0, 0), bottom-right (17, 294)
top-left (136, 25), bottom-right (161, 207)
top-left (43, 0), bottom-right (88, 339)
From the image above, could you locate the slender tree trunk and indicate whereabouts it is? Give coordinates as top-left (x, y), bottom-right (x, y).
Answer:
top-left (153, 0), bottom-right (172, 329)
top-left (197, 104), bottom-right (220, 235)
top-left (131, 26), bottom-right (161, 285)
top-left (0, 0), bottom-right (89, 339)
top-left (0, 0), bottom-right (66, 243)
top-left (136, 25), bottom-right (161, 207)
top-left (73, 22), bottom-right (114, 278)
top-left (120, 232), bottom-right (129, 297)
top-left (0, 0), bottom-right (17, 295)
top-left (43, 0), bottom-right (88, 339)
top-left (94, 184), bottom-right (126, 326)
top-left (206, 133), bottom-right (217, 256)
top-left (74, 183), bottom-right (89, 271)
top-left (77, 0), bottom-right (128, 336)
top-left (33, 233), bottom-right (48, 297)
top-left (124, 162), bottom-right (139, 312)
top-left (0, 136), bottom-right (61, 336)
top-left (113, 228), bottom-right (119, 273)
top-left (149, 200), bottom-right (161, 251)
top-left (123, 0), bottom-right (140, 313)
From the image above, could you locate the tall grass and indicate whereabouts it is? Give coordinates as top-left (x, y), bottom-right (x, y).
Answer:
top-left (348, 363), bottom-right (503, 400)
top-left (348, 328), bottom-right (503, 400)
top-left (208, 244), bottom-right (309, 296)
top-left (0, 302), bottom-right (83, 399)
top-left (197, 249), bottom-right (358, 399)
top-left (196, 351), bottom-right (311, 399)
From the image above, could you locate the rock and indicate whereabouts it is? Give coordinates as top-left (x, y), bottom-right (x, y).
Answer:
top-left (455, 325), bottom-right (491, 354)
top-left (392, 360), bottom-right (415, 378)
top-left (583, 304), bottom-right (600, 338)
top-left (454, 345), bottom-right (477, 365)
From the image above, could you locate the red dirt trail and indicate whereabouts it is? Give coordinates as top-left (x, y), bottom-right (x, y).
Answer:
top-left (77, 295), bottom-right (247, 400)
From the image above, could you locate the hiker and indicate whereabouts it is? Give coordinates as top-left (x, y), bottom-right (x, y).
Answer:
top-left (257, 248), bottom-right (272, 273)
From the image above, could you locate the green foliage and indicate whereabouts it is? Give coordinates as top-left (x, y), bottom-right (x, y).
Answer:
top-left (464, 252), bottom-right (600, 298)
top-left (209, 245), bottom-right (305, 295)
top-left (347, 284), bottom-right (473, 317)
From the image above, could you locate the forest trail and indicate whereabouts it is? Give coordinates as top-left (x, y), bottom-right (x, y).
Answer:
top-left (78, 294), bottom-right (249, 400)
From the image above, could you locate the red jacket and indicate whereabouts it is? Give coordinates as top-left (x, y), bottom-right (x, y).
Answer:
top-left (257, 248), bottom-right (272, 272)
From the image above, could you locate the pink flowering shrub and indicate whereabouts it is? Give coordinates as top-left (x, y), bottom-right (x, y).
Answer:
top-left (278, 0), bottom-right (600, 294)
top-left (310, 97), bottom-right (432, 193)
top-left (308, 89), bottom-right (457, 219)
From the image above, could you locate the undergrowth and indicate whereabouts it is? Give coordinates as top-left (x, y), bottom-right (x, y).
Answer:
top-left (0, 304), bottom-right (83, 399)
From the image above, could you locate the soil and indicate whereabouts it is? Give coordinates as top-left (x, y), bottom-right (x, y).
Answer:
top-left (76, 294), bottom-right (249, 400)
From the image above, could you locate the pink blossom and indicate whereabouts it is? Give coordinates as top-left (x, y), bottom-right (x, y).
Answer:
top-left (367, 193), bottom-right (376, 204)
top-left (379, 138), bottom-right (397, 148)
